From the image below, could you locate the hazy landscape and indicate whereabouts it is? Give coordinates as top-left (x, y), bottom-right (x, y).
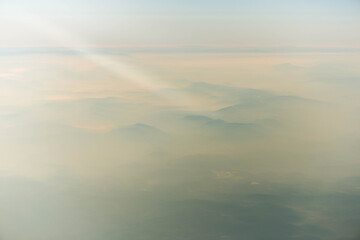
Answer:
top-left (1, 1), bottom-right (359, 239)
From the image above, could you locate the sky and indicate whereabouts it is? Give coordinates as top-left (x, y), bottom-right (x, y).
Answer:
top-left (0, 0), bottom-right (360, 47)
top-left (0, 1), bottom-right (360, 240)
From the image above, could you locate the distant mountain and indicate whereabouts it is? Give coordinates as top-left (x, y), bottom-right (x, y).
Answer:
top-left (109, 123), bottom-right (167, 141)
top-left (184, 115), bottom-right (213, 123)
top-left (183, 114), bottom-right (259, 140)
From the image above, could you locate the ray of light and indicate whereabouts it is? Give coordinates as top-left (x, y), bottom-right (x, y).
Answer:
top-left (6, 13), bottom-right (194, 106)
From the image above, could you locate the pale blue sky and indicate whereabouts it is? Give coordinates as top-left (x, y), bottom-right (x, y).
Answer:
top-left (1, 0), bottom-right (360, 15)
top-left (0, 0), bottom-right (359, 47)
